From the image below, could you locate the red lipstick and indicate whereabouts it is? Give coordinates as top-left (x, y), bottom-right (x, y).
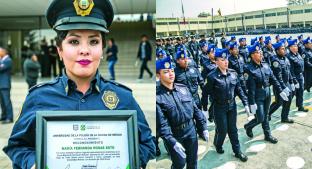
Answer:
top-left (77, 59), bottom-right (91, 66)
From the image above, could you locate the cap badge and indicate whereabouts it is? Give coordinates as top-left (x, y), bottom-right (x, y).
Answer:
top-left (73, 0), bottom-right (94, 16)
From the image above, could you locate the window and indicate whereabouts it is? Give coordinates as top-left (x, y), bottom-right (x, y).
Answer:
top-left (254, 14), bottom-right (263, 18)
top-left (199, 21), bottom-right (207, 24)
top-left (190, 21), bottom-right (198, 24)
top-left (265, 13), bottom-right (276, 17)
top-left (290, 10), bottom-right (303, 14)
top-left (236, 17), bottom-right (242, 20)
top-left (228, 18), bottom-right (235, 21)
top-left (168, 22), bottom-right (178, 25)
top-left (245, 16), bottom-right (254, 19)
top-left (156, 22), bottom-right (167, 25)
top-left (304, 9), bottom-right (312, 13)
top-left (277, 11), bottom-right (287, 16)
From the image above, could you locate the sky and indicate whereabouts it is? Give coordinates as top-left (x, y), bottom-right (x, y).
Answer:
top-left (156, 0), bottom-right (288, 18)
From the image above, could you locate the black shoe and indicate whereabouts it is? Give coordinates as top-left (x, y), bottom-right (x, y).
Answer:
top-left (235, 152), bottom-right (248, 162)
top-left (281, 118), bottom-right (294, 123)
top-left (268, 114), bottom-right (272, 121)
top-left (2, 119), bottom-right (13, 124)
top-left (244, 124), bottom-right (253, 138)
top-left (298, 107), bottom-right (308, 112)
top-left (214, 145), bottom-right (224, 154)
top-left (265, 135), bottom-right (278, 144)
top-left (307, 88), bottom-right (311, 92)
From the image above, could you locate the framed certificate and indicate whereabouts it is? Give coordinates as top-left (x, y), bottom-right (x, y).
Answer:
top-left (36, 110), bottom-right (139, 169)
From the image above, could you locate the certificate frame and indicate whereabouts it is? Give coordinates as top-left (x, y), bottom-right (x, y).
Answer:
top-left (36, 110), bottom-right (139, 169)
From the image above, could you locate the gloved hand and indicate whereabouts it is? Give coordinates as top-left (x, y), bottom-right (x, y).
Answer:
top-left (282, 87), bottom-right (291, 96)
top-left (279, 91), bottom-right (289, 101)
top-left (291, 83), bottom-right (295, 91)
top-left (295, 83), bottom-right (300, 89)
top-left (245, 106), bottom-right (255, 121)
top-left (203, 130), bottom-right (209, 142)
top-left (174, 142), bottom-right (186, 158)
top-left (250, 104), bottom-right (257, 114)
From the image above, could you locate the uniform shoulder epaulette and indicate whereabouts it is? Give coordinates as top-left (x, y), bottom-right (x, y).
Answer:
top-left (100, 76), bottom-right (132, 92)
top-left (28, 78), bottom-right (59, 93)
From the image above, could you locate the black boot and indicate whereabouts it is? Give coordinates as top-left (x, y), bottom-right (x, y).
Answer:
top-left (281, 118), bottom-right (294, 123)
top-left (265, 135), bottom-right (278, 144)
top-left (298, 106), bottom-right (308, 112)
top-left (235, 152), bottom-right (248, 162)
top-left (214, 144), bottom-right (224, 154)
top-left (244, 124), bottom-right (253, 138)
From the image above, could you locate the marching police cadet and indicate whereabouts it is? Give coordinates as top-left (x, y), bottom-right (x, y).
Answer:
top-left (199, 42), bottom-right (216, 79)
top-left (244, 44), bottom-right (289, 144)
top-left (188, 35), bottom-right (200, 67)
top-left (156, 49), bottom-right (168, 60)
top-left (220, 32), bottom-right (227, 49)
top-left (230, 36), bottom-right (236, 43)
top-left (268, 42), bottom-right (295, 123)
top-left (156, 38), bottom-right (163, 52)
top-left (156, 56), bottom-right (208, 169)
top-left (276, 34), bottom-right (281, 43)
top-left (199, 34), bottom-right (207, 44)
top-left (165, 38), bottom-right (175, 57)
top-left (297, 34), bottom-right (304, 55)
top-left (175, 37), bottom-right (183, 53)
top-left (200, 43), bottom-right (217, 122)
top-left (238, 37), bottom-right (249, 63)
top-left (262, 36), bottom-right (275, 65)
top-left (174, 48), bottom-right (204, 109)
top-left (228, 42), bottom-right (247, 94)
top-left (203, 48), bottom-right (249, 162)
top-left (3, 1), bottom-right (155, 168)
top-left (0, 47), bottom-right (14, 124)
top-left (287, 39), bottom-right (309, 112)
top-left (259, 36), bottom-right (265, 49)
top-left (302, 37), bottom-right (312, 92)
top-left (208, 32), bottom-right (218, 46)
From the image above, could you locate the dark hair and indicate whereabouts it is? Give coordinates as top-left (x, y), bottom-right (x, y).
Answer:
top-left (55, 30), bottom-right (106, 49)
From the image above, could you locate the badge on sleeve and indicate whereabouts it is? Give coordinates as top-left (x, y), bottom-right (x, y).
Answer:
top-left (179, 88), bottom-right (187, 95)
top-left (302, 54), bottom-right (305, 59)
top-left (73, 0), bottom-right (94, 16)
top-left (189, 68), bottom-right (195, 73)
top-left (273, 61), bottom-right (279, 68)
top-left (102, 90), bottom-right (119, 109)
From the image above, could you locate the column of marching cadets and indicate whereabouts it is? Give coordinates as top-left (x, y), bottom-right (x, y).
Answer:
top-left (155, 33), bottom-right (312, 168)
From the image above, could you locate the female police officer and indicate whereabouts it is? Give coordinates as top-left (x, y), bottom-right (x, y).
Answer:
top-left (3, 0), bottom-right (155, 168)
top-left (156, 53), bottom-right (208, 169)
top-left (244, 44), bottom-right (289, 144)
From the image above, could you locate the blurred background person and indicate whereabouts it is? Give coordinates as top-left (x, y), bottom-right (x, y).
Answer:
top-left (106, 38), bottom-right (118, 80)
top-left (137, 34), bottom-right (153, 80)
top-left (23, 53), bottom-right (41, 89)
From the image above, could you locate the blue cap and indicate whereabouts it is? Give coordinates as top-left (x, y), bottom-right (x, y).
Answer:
top-left (156, 56), bottom-right (173, 72)
top-left (46, 0), bottom-right (114, 33)
top-left (280, 38), bottom-right (286, 44)
top-left (298, 34), bottom-right (303, 40)
top-left (200, 41), bottom-right (208, 48)
top-left (272, 42), bottom-right (285, 50)
top-left (287, 36), bottom-right (293, 41)
top-left (239, 37), bottom-right (246, 42)
top-left (303, 37), bottom-right (311, 44)
top-left (276, 34), bottom-right (280, 39)
top-left (231, 36), bottom-right (236, 40)
top-left (229, 42), bottom-right (238, 49)
top-left (264, 36), bottom-right (271, 45)
top-left (208, 44), bottom-right (215, 53)
top-left (175, 48), bottom-right (188, 60)
top-left (215, 48), bottom-right (229, 59)
top-left (251, 37), bottom-right (258, 45)
top-left (287, 39), bottom-right (297, 47)
top-left (259, 36), bottom-right (263, 40)
top-left (156, 49), bottom-right (167, 58)
top-left (247, 44), bottom-right (260, 53)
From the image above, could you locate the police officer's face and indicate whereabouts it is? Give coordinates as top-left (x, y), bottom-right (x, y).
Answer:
top-left (216, 58), bottom-right (228, 70)
top-left (307, 43), bottom-right (312, 49)
top-left (57, 30), bottom-right (103, 79)
top-left (158, 69), bottom-right (175, 84)
top-left (208, 51), bottom-right (215, 61)
top-left (230, 48), bottom-right (238, 56)
top-left (289, 45), bottom-right (298, 54)
top-left (277, 47), bottom-right (286, 56)
top-left (202, 46), bottom-right (208, 52)
top-left (251, 50), bottom-right (262, 63)
top-left (177, 58), bottom-right (188, 68)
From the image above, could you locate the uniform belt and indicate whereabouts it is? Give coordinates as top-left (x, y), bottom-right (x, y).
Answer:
top-left (215, 99), bottom-right (235, 105)
top-left (173, 120), bottom-right (193, 131)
